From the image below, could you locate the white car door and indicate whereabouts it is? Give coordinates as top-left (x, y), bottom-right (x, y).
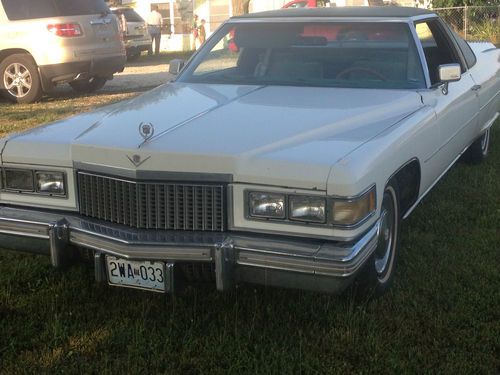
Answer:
top-left (415, 19), bottom-right (480, 175)
top-left (467, 49), bottom-right (500, 133)
top-left (448, 25), bottom-right (500, 140)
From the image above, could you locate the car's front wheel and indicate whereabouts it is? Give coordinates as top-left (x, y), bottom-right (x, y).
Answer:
top-left (69, 77), bottom-right (107, 94)
top-left (0, 54), bottom-right (43, 104)
top-left (357, 180), bottom-right (401, 296)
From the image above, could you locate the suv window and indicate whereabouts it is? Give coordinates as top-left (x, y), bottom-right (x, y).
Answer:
top-left (1, 0), bottom-right (109, 21)
top-left (120, 9), bottom-right (144, 23)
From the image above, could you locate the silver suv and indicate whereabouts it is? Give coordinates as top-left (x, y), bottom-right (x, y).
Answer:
top-left (111, 7), bottom-right (151, 61)
top-left (0, 0), bottom-right (126, 103)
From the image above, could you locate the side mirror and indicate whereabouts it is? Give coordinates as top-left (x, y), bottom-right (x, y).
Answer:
top-left (438, 63), bottom-right (461, 83)
top-left (169, 59), bottom-right (185, 75)
top-left (437, 63), bottom-right (461, 95)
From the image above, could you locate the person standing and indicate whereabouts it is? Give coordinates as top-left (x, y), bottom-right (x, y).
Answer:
top-left (197, 19), bottom-right (206, 49)
top-left (191, 14), bottom-right (199, 50)
top-left (147, 5), bottom-right (163, 55)
top-left (117, 11), bottom-right (127, 38)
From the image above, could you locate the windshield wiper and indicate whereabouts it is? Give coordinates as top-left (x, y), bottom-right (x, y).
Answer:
top-left (192, 73), bottom-right (252, 84)
top-left (255, 77), bottom-right (336, 88)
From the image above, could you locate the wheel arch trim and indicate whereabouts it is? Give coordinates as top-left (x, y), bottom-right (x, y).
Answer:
top-left (384, 157), bottom-right (421, 218)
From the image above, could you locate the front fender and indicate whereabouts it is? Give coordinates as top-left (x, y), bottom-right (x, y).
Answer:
top-left (327, 105), bottom-right (437, 224)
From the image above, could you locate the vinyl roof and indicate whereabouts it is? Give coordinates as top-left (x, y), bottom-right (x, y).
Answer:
top-left (232, 6), bottom-right (436, 19)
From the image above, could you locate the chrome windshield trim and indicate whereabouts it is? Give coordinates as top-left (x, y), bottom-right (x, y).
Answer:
top-left (229, 17), bottom-right (420, 24)
top-left (408, 19), bottom-right (432, 88)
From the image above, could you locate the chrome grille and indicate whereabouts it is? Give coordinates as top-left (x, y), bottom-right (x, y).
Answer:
top-left (77, 172), bottom-right (225, 231)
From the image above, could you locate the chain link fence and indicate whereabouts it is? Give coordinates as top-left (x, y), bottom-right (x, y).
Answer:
top-left (434, 5), bottom-right (500, 43)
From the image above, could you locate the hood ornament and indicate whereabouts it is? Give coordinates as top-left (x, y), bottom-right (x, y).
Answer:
top-left (126, 154), bottom-right (151, 168)
top-left (139, 122), bottom-right (155, 141)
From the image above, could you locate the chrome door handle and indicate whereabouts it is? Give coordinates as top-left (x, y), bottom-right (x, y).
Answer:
top-left (471, 85), bottom-right (482, 91)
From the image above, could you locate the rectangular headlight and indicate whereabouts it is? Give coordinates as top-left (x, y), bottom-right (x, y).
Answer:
top-left (3, 169), bottom-right (34, 191)
top-left (36, 171), bottom-right (65, 195)
top-left (332, 187), bottom-right (376, 226)
top-left (248, 192), bottom-right (285, 219)
top-left (289, 195), bottom-right (326, 223)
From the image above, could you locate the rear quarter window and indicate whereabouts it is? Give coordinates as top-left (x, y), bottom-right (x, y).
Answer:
top-left (449, 28), bottom-right (477, 69)
top-left (122, 9), bottom-right (144, 23)
top-left (1, 0), bottom-right (109, 20)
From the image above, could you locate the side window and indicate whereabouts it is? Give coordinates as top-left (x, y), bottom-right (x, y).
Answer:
top-left (2, 0), bottom-right (57, 20)
top-left (448, 27), bottom-right (477, 69)
top-left (415, 20), bottom-right (464, 85)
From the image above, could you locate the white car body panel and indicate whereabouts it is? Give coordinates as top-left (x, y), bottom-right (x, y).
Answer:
top-left (1, 84), bottom-right (423, 195)
top-left (468, 42), bottom-right (500, 130)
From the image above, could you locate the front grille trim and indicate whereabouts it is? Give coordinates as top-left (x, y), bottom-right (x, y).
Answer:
top-left (77, 171), bottom-right (225, 232)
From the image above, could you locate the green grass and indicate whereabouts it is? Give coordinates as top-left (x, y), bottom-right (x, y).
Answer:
top-left (0, 92), bottom-right (138, 139)
top-left (0, 92), bottom-right (499, 373)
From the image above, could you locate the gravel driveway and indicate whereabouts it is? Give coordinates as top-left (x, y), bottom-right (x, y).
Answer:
top-left (39, 58), bottom-right (176, 99)
top-left (102, 59), bottom-right (174, 93)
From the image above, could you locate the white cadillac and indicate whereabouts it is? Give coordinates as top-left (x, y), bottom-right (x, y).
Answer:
top-left (0, 7), bottom-right (498, 295)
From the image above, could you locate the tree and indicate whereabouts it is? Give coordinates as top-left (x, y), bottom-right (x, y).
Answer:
top-left (232, 0), bottom-right (251, 16)
top-left (433, 0), bottom-right (497, 7)
top-left (413, 0), bottom-right (433, 9)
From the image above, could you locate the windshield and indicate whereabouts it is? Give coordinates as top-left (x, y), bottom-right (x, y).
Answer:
top-left (2, 0), bottom-right (109, 20)
top-left (179, 22), bottom-right (426, 90)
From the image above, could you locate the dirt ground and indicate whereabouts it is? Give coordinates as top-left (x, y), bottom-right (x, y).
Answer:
top-left (36, 55), bottom-right (177, 99)
top-left (102, 58), bottom-right (174, 93)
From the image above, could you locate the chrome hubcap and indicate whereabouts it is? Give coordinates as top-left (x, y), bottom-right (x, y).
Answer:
top-left (481, 129), bottom-right (490, 155)
top-left (374, 193), bottom-right (395, 276)
top-left (3, 63), bottom-right (32, 98)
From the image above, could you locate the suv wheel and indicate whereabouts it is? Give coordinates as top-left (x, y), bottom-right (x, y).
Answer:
top-left (69, 77), bottom-right (107, 93)
top-left (0, 54), bottom-right (42, 104)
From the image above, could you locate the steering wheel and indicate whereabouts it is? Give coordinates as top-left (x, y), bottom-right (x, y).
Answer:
top-left (336, 67), bottom-right (387, 81)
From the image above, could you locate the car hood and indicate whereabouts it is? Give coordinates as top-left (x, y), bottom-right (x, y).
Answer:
top-left (1, 83), bottom-right (423, 190)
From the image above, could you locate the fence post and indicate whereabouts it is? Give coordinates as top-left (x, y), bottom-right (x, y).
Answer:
top-left (464, 4), bottom-right (468, 40)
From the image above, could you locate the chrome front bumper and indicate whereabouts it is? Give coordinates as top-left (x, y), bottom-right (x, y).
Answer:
top-left (0, 206), bottom-right (380, 293)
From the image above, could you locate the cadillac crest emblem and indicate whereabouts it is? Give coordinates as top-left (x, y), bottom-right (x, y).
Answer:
top-left (139, 122), bottom-right (155, 141)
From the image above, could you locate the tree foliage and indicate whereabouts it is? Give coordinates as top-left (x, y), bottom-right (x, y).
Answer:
top-left (232, 0), bottom-right (251, 16)
top-left (433, 0), bottom-right (498, 7)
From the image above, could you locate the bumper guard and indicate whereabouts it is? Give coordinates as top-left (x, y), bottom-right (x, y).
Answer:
top-left (0, 206), bottom-right (380, 293)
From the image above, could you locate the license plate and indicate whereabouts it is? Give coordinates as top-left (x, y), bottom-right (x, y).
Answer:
top-left (95, 25), bottom-right (114, 37)
top-left (106, 257), bottom-right (165, 292)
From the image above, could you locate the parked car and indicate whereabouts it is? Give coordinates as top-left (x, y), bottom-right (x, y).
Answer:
top-left (282, 0), bottom-right (368, 8)
top-left (283, 0), bottom-right (327, 8)
top-left (0, 8), bottom-right (498, 296)
top-left (111, 7), bottom-right (151, 61)
top-left (0, 0), bottom-right (126, 103)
